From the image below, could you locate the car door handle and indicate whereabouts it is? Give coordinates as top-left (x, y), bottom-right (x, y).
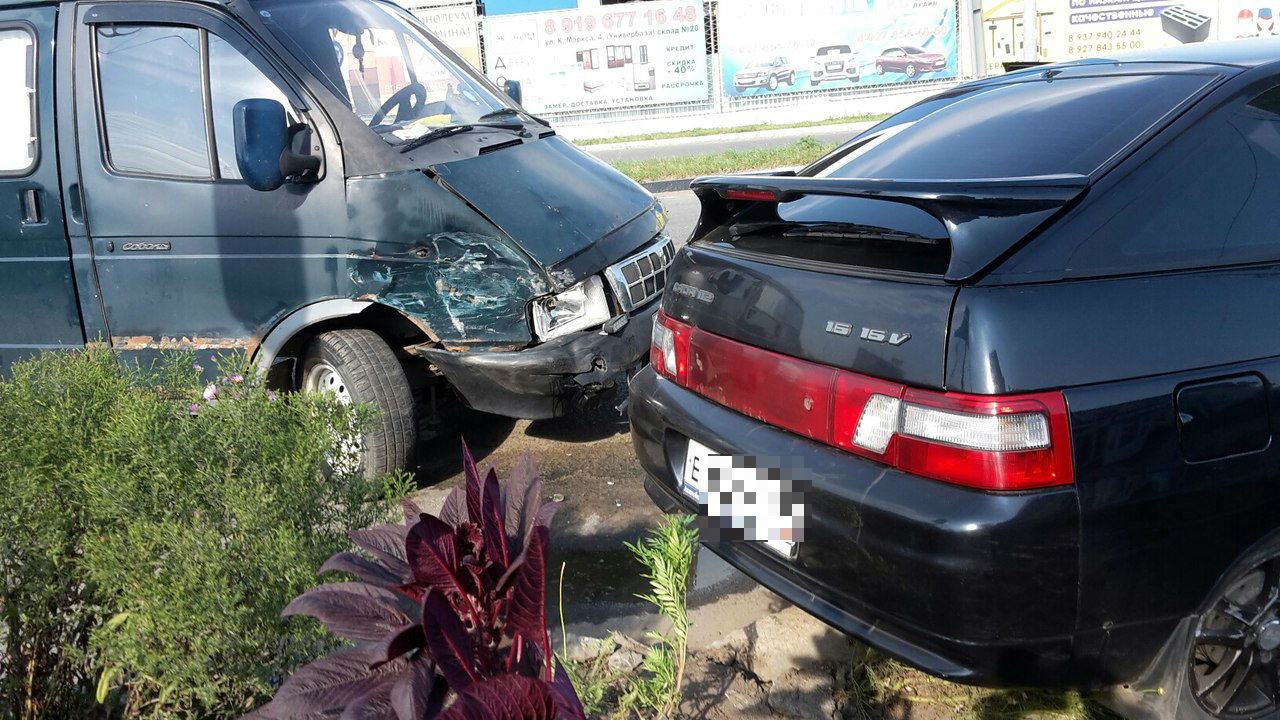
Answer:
top-left (20, 188), bottom-right (42, 224)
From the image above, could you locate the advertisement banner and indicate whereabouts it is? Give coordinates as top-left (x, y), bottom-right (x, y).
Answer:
top-left (718, 0), bottom-right (958, 98)
top-left (481, 2), bottom-right (710, 114)
top-left (981, 0), bottom-right (1260, 73)
top-left (403, 1), bottom-right (482, 68)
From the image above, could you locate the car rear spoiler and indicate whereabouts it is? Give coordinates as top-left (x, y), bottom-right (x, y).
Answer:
top-left (689, 173), bottom-right (1091, 282)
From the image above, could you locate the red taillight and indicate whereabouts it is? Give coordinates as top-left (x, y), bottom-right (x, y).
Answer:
top-left (893, 390), bottom-right (1073, 491)
top-left (724, 188), bottom-right (780, 202)
top-left (651, 311), bottom-right (690, 384)
top-left (651, 313), bottom-right (1074, 491)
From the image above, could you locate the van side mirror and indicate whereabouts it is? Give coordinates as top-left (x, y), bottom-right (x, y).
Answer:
top-left (233, 99), bottom-right (321, 192)
top-left (500, 78), bottom-right (523, 106)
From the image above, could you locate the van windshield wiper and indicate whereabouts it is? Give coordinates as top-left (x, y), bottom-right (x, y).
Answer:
top-left (730, 220), bottom-right (936, 244)
top-left (478, 107), bottom-right (550, 126)
top-left (398, 123), bottom-right (529, 154)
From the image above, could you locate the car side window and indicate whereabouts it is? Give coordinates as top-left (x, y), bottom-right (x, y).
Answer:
top-left (1031, 83), bottom-right (1280, 277)
top-left (0, 27), bottom-right (36, 175)
top-left (95, 23), bottom-right (295, 181)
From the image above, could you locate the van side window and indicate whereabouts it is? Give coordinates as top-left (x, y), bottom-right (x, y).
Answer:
top-left (96, 26), bottom-right (210, 177)
top-left (207, 34), bottom-right (292, 181)
top-left (1036, 82), bottom-right (1280, 277)
top-left (0, 27), bottom-right (37, 175)
top-left (95, 24), bottom-right (295, 182)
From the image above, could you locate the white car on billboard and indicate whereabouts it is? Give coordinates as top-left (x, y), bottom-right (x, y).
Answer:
top-left (810, 44), bottom-right (860, 85)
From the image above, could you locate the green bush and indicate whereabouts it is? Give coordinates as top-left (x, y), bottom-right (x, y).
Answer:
top-left (0, 349), bottom-right (408, 719)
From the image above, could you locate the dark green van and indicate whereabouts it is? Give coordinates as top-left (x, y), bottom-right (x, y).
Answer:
top-left (0, 0), bottom-right (671, 474)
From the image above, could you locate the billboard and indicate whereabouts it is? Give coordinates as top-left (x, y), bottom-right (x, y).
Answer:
top-left (481, 1), bottom-right (710, 113)
top-left (718, 0), bottom-right (958, 98)
top-left (982, 0), bottom-right (1269, 73)
top-left (404, 1), bottom-right (482, 68)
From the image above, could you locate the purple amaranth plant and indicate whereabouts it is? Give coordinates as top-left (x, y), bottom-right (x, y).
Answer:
top-left (246, 443), bottom-right (584, 720)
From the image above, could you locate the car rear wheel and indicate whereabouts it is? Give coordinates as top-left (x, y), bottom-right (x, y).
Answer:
top-left (1186, 552), bottom-right (1280, 718)
top-left (906, 63), bottom-right (918, 78)
top-left (300, 329), bottom-right (415, 478)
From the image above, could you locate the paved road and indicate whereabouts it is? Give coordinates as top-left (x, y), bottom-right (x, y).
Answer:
top-left (659, 188), bottom-right (701, 245)
top-left (584, 121), bottom-right (873, 164)
top-left (408, 187), bottom-right (779, 651)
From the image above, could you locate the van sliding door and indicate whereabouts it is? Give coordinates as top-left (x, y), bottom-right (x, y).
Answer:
top-left (0, 6), bottom-right (83, 371)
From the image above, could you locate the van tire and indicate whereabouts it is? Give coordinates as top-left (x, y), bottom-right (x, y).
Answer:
top-left (300, 329), bottom-right (415, 478)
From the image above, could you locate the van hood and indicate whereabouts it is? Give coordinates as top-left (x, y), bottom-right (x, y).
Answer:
top-left (430, 136), bottom-right (660, 285)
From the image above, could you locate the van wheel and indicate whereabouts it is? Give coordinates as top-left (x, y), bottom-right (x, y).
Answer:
top-left (300, 329), bottom-right (415, 478)
top-left (1182, 548), bottom-right (1280, 718)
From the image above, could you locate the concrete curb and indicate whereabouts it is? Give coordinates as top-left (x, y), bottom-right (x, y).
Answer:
top-left (642, 178), bottom-right (694, 193)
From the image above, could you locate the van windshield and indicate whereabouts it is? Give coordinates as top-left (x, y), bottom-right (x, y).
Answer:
top-left (248, 0), bottom-right (514, 145)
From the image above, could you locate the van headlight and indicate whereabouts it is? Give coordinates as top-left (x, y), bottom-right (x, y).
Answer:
top-left (531, 276), bottom-right (612, 341)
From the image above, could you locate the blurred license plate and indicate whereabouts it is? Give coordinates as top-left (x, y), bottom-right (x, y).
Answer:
top-left (681, 439), bottom-right (797, 558)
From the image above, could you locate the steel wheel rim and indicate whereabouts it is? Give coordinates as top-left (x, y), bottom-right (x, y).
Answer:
top-left (1191, 558), bottom-right (1280, 718)
top-left (302, 361), bottom-right (364, 474)
top-left (303, 362), bottom-right (353, 405)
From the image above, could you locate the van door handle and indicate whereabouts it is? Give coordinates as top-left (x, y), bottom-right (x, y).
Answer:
top-left (68, 183), bottom-right (84, 224)
top-left (20, 189), bottom-right (42, 224)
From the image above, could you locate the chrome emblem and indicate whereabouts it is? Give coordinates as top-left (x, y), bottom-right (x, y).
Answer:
top-left (826, 321), bottom-right (911, 346)
top-left (672, 282), bottom-right (714, 304)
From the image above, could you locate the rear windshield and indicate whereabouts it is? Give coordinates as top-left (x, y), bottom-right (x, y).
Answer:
top-left (822, 72), bottom-right (1213, 180)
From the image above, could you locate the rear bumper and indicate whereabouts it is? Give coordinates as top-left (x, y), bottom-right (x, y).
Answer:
top-left (419, 302), bottom-right (657, 419)
top-left (629, 366), bottom-right (1082, 687)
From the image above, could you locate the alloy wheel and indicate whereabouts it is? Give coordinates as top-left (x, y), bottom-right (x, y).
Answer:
top-left (1191, 557), bottom-right (1280, 718)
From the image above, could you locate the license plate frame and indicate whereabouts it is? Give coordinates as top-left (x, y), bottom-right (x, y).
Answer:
top-left (681, 439), bottom-right (798, 559)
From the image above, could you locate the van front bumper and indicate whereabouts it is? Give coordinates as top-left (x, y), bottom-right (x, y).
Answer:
top-left (417, 302), bottom-right (657, 419)
top-left (629, 365), bottom-right (1085, 687)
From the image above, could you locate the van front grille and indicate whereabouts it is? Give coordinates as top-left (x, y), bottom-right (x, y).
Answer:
top-left (606, 235), bottom-right (675, 312)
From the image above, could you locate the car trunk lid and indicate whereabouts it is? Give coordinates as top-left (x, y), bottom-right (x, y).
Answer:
top-left (662, 173), bottom-right (1089, 389)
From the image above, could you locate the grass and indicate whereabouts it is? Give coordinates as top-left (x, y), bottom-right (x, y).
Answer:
top-left (841, 651), bottom-right (1124, 720)
top-left (576, 114), bottom-right (888, 145)
top-left (610, 135), bottom-right (839, 184)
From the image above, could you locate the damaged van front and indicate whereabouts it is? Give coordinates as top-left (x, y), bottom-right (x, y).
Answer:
top-left (231, 0), bottom-right (671, 468)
